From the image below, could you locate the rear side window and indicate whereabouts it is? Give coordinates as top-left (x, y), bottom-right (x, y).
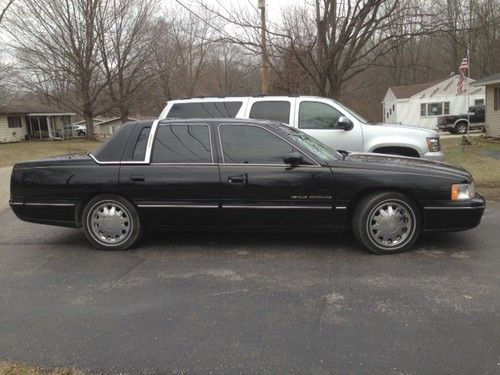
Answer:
top-left (167, 102), bottom-right (242, 118)
top-left (249, 101), bottom-right (291, 124)
top-left (152, 124), bottom-right (212, 163)
top-left (132, 126), bottom-right (151, 161)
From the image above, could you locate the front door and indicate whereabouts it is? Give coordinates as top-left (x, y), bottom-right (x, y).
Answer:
top-left (217, 123), bottom-right (338, 228)
top-left (118, 122), bottom-right (221, 227)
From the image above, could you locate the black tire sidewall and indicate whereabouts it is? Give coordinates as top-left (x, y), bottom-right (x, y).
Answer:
top-left (352, 192), bottom-right (420, 254)
top-left (82, 194), bottom-right (141, 251)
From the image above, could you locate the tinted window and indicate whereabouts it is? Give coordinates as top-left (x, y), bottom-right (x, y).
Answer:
top-left (152, 125), bottom-right (212, 163)
top-left (249, 101), bottom-right (290, 123)
top-left (167, 102), bottom-right (242, 118)
top-left (220, 125), bottom-right (307, 164)
top-left (132, 126), bottom-right (151, 161)
top-left (298, 102), bottom-right (344, 129)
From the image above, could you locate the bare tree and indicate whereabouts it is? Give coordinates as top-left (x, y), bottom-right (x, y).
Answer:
top-left (96, 0), bottom-right (156, 123)
top-left (7, 0), bottom-right (108, 139)
top-left (0, 0), bottom-right (15, 24)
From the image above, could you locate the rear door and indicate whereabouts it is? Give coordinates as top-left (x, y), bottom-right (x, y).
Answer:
top-left (245, 97), bottom-right (295, 124)
top-left (216, 123), bottom-right (338, 228)
top-left (118, 121), bottom-right (221, 227)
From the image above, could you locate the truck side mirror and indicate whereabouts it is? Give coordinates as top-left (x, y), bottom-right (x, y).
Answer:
top-left (338, 116), bottom-right (354, 131)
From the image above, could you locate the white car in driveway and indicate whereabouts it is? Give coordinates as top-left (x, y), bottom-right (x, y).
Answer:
top-left (159, 96), bottom-right (444, 161)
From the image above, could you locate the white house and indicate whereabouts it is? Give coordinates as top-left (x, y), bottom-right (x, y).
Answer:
top-left (382, 76), bottom-right (485, 129)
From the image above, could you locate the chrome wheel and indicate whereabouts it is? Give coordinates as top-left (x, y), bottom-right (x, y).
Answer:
top-left (88, 201), bottom-right (133, 246)
top-left (456, 123), bottom-right (467, 134)
top-left (367, 200), bottom-right (415, 249)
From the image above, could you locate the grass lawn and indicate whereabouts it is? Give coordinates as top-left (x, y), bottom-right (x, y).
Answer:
top-left (0, 139), bottom-right (102, 168)
top-left (0, 361), bottom-right (83, 375)
top-left (441, 136), bottom-right (500, 201)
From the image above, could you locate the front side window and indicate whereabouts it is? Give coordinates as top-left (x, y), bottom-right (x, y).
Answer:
top-left (152, 124), bottom-right (212, 163)
top-left (167, 102), bottom-right (242, 119)
top-left (249, 101), bottom-right (291, 124)
top-left (7, 116), bottom-right (22, 128)
top-left (299, 101), bottom-right (344, 129)
top-left (220, 125), bottom-right (308, 164)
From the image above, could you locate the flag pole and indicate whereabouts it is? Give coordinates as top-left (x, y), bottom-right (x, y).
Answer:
top-left (466, 45), bottom-right (470, 136)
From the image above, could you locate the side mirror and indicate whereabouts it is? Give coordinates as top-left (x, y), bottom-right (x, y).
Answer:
top-left (284, 152), bottom-right (303, 166)
top-left (338, 116), bottom-right (354, 131)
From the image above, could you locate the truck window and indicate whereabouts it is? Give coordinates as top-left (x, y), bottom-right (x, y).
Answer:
top-left (167, 102), bottom-right (242, 119)
top-left (299, 101), bottom-right (344, 129)
top-left (249, 101), bottom-right (290, 124)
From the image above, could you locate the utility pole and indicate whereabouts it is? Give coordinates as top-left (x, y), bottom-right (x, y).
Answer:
top-left (258, 0), bottom-right (269, 95)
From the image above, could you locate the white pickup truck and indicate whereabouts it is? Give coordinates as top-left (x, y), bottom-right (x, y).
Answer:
top-left (159, 96), bottom-right (444, 161)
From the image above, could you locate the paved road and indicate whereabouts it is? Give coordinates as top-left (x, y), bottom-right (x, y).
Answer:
top-left (0, 205), bottom-right (499, 374)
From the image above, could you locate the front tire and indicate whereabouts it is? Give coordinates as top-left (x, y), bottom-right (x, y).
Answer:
top-left (352, 192), bottom-right (420, 254)
top-left (82, 194), bottom-right (142, 250)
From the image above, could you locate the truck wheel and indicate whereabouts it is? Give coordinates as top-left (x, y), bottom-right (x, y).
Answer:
top-left (455, 121), bottom-right (468, 134)
top-left (82, 194), bottom-right (142, 250)
top-left (352, 192), bottom-right (420, 254)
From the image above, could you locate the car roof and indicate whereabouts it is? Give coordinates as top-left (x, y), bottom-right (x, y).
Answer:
top-left (166, 95), bottom-right (326, 102)
top-left (158, 118), bottom-right (285, 127)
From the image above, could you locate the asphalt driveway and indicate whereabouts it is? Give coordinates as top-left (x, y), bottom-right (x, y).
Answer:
top-left (0, 204), bottom-right (499, 374)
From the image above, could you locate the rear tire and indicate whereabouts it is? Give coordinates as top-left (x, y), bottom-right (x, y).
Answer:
top-left (82, 194), bottom-right (142, 250)
top-left (352, 192), bottom-right (420, 254)
top-left (455, 121), bottom-right (468, 134)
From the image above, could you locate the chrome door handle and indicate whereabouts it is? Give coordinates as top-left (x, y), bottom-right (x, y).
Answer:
top-left (228, 175), bottom-right (245, 184)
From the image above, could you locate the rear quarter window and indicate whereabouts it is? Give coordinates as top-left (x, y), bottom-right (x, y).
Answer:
top-left (167, 102), bottom-right (242, 118)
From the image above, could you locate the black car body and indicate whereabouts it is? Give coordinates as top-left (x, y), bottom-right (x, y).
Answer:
top-left (10, 119), bottom-right (485, 254)
top-left (437, 105), bottom-right (485, 134)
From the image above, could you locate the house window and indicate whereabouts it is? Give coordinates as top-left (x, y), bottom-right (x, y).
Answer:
top-left (392, 104), bottom-right (395, 111)
top-left (420, 102), bottom-right (450, 117)
top-left (475, 99), bottom-right (484, 106)
top-left (494, 88), bottom-right (500, 111)
top-left (7, 116), bottom-right (22, 128)
top-left (444, 102), bottom-right (450, 115)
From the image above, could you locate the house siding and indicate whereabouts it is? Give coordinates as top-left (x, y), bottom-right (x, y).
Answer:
top-left (0, 115), bottom-right (28, 143)
top-left (383, 76), bottom-right (485, 129)
top-left (485, 84), bottom-right (500, 138)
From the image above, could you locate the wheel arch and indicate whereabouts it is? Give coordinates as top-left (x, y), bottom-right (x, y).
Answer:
top-left (371, 146), bottom-right (420, 158)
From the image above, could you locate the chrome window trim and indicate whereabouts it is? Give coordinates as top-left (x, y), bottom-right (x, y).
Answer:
top-left (217, 123), bottom-right (321, 166)
top-left (151, 122), bottom-right (214, 164)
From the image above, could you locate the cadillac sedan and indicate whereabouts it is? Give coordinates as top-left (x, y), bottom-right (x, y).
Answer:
top-left (9, 119), bottom-right (485, 254)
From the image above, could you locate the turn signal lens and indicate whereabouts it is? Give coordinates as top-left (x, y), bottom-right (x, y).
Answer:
top-left (451, 183), bottom-right (474, 200)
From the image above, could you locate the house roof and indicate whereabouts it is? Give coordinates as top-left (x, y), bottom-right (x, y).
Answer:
top-left (389, 80), bottom-right (443, 99)
top-left (0, 101), bottom-right (74, 116)
top-left (472, 73), bottom-right (500, 86)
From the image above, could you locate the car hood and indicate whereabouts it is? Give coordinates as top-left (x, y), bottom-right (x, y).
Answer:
top-left (339, 152), bottom-right (472, 181)
top-left (369, 122), bottom-right (439, 136)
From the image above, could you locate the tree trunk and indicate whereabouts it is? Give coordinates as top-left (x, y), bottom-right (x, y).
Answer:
top-left (84, 114), bottom-right (96, 141)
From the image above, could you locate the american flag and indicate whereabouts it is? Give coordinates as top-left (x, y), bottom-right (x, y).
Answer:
top-left (457, 53), bottom-right (469, 93)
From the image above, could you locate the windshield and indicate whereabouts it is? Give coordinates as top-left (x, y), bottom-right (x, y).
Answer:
top-left (333, 100), bottom-right (369, 124)
top-left (274, 124), bottom-right (342, 162)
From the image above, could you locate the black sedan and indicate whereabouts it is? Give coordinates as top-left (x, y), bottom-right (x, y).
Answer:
top-left (9, 119), bottom-right (485, 254)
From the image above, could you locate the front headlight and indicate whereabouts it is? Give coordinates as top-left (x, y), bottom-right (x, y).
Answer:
top-left (427, 137), bottom-right (441, 152)
top-left (451, 183), bottom-right (475, 200)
